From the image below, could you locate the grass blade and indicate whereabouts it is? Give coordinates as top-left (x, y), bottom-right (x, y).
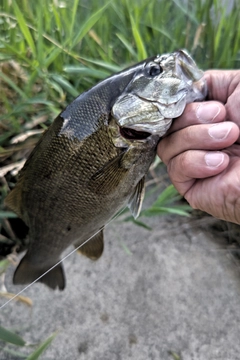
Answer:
top-left (12, 1), bottom-right (36, 57)
top-left (36, 3), bottom-right (44, 68)
top-left (0, 292), bottom-right (33, 307)
top-left (71, 2), bottom-right (110, 49)
top-left (153, 185), bottom-right (181, 206)
top-left (1, 348), bottom-right (27, 358)
top-left (0, 72), bottom-right (28, 99)
top-left (25, 332), bottom-right (57, 360)
top-left (63, 66), bottom-right (109, 80)
top-left (0, 259), bottom-right (10, 276)
top-left (69, 0), bottom-right (80, 43)
top-left (142, 206), bottom-right (191, 217)
top-left (0, 326), bottom-right (26, 347)
top-left (50, 74), bottom-right (79, 97)
top-left (0, 211), bottom-right (17, 218)
top-left (116, 33), bottom-right (138, 58)
top-left (130, 14), bottom-right (147, 60)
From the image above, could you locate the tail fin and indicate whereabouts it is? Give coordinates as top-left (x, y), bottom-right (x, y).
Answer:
top-left (13, 254), bottom-right (65, 290)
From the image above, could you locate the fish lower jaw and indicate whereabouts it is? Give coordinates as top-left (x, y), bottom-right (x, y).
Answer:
top-left (191, 78), bottom-right (208, 101)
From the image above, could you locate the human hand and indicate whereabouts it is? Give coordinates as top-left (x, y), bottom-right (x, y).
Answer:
top-left (157, 70), bottom-right (240, 224)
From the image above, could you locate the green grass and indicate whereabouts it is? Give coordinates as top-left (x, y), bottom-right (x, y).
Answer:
top-left (0, 325), bottom-right (57, 359)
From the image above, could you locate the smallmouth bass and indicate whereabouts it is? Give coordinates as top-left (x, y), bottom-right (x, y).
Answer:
top-left (5, 50), bottom-right (207, 290)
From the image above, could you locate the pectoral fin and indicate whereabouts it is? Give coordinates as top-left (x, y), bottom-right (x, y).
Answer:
top-left (75, 229), bottom-right (104, 260)
top-left (88, 154), bottom-right (127, 194)
top-left (128, 177), bottom-right (145, 219)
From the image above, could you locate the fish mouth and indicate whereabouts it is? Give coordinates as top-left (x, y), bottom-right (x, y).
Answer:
top-left (175, 49), bottom-right (207, 100)
top-left (113, 49), bottom-right (207, 139)
top-left (119, 114), bottom-right (173, 137)
top-left (117, 92), bottom-right (186, 137)
top-left (120, 127), bottom-right (152, 140)
top-left (176, 49), bottom-right (204, 82)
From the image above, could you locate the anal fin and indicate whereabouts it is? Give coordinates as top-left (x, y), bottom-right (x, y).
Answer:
top-left (75, 229), bottom-right (104, 260)
top-left (13, 253), bottom-right (65, 290)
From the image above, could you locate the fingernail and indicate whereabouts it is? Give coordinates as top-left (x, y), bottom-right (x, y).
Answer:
top-left (208, 123), bottom-right (232, 140)
top-left (196, 103), bottom-right (221, 123)
top-left (205, 152), bottom-right (224, 167)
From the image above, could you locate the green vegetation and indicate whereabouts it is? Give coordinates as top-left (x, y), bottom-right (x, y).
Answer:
top-left (0, 325), bottom-right (57, 359)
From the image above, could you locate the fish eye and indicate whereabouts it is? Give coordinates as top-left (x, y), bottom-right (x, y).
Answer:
top-left (149, 64), bottom-right (163, 77)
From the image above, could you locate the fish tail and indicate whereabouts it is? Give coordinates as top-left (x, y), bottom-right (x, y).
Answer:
top-left (13, 254), bottom-right (65, 290)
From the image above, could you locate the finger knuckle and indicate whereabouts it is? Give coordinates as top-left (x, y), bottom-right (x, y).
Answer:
top-left (167, 152), bottom-right (189, 182)
top-left (182, 126), bottom-right (194, 144)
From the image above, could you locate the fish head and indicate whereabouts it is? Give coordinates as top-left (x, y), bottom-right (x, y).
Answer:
top-left (112, 49), bottom-right (207, 137)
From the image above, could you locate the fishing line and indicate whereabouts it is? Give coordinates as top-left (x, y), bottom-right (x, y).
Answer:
top-left (0, 207), bottom-right (127, 310)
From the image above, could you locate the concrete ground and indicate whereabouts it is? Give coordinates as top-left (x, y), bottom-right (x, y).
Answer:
top-left (1, 214), bottom-right (240, 360)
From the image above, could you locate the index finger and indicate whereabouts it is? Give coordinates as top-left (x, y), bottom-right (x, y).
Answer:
top-left (204, 69), bottom-right (240, 102)
top-left (166, 101), bottom-right (226, 135)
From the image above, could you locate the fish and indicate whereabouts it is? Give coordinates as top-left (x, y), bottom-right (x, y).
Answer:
top-left (5, 49), bottom-right (207, 290)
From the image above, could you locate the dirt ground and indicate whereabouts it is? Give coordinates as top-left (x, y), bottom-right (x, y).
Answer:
top-left (1, 214), bottom-right (240, 360)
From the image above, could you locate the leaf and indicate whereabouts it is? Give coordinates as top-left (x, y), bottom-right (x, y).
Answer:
top-left (0, 72), bottom-right (28, 99)
top-left (129, 15), bottom-right (147, 61)
top-left (169, 350), bottom-right (182, 360)
top-left (77, 58), bottom-right (121, 72)
top-left (36, 3), bottom-right (44, 68)
top-left (116, 33), bottom-right (138, 58)
top-left (142, 206), bottom-right (191, 217)
top-left (1, 348), bottom-right (27, 358)
top-left (50, 75), bottom-right (79, 97)
top-left (12, 1), bottom-right (36, 57)
top-left (0, 326), bottom-right (26, 346)
top-left (0, 211), bottom-right (17, 219)
top-left (0, 259), bottom-right (10, 275)
top-left (153, 185), bottom-right (181, 206)
top-left (63, 66), bottom-right (109, 80)
top-left (44, 47), bottom-right (62, 69)
top-left (119, 241), bottom-right (132, 256)
top-left (0, 292), bottom-right (33, 307)
top-left (25, 332), bottom-right (57, 360)
top-left (172, 0), bottom-right (198, 25)
top-left (69, 0), bottom-right (81, 41)
top-left (71, 2), bottom-right (111, 49)
top-left (123, 216), bottom-right (152, 230)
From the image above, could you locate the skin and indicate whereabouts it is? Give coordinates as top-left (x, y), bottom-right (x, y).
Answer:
top-left (157, 70), bottom-right (240, 224)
